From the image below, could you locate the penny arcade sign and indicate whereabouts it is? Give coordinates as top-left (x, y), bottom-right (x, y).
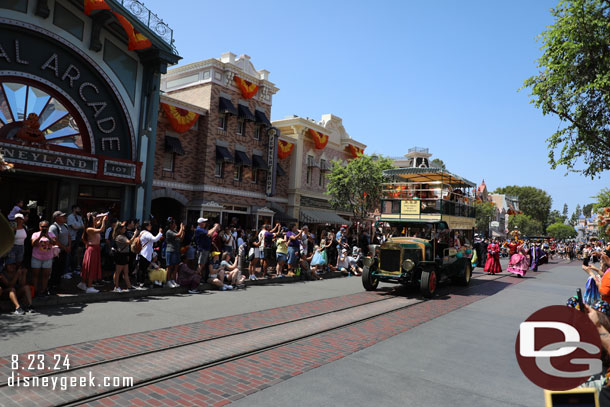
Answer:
top-left (0, 19), bottom-right (141, 183)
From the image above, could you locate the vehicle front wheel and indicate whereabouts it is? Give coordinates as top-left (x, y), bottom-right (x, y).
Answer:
top-left (420, 269), bottom-right (437, 298)
top-left (362, 265), bottom-right (379, 291)
top-left (458, 262), bottom-right (472, 286)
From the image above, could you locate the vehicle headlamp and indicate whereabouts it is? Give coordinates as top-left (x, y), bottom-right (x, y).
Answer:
top-left (402, 258), bottom-right (415, 272)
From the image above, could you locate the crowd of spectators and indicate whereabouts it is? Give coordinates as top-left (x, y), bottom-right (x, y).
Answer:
top-left (1, 200), bottom-right (380, 315)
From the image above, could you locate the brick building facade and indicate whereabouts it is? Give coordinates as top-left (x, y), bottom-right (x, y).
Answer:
top-left (152, 53), bottom-right (291, 229)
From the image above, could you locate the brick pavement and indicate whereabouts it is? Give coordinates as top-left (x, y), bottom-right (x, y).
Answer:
top-left (84, 273), bottom-right (526, 407)
top-left (0, 269), bottom-right (530, 407)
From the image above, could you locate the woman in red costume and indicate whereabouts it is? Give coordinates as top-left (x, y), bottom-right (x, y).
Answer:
top-left (484, 238), bottom-right (502, 274)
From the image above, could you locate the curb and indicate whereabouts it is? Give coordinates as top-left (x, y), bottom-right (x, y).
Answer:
top-left (1, 271), bottom-right (348, 312)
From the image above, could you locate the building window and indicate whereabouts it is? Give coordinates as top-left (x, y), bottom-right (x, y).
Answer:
top-left (254, 126), bottom-right (260, 141)
top-left (237, 119), bottom-right (245, 136)
top-left (218, 115), bottom-right (226, 130)
top-left (1, 0), bottom-right (27, 12)
top-left (103, 40), bottom-right (137, 101)
top-left (162, 152), bottom-right (174, 172)
top-left (215, 161), bottom-right (224, 178)
top-left (233, 164), bottom-right (242, 181)
top-left (306, 155), bottom-right (314, 185)
top-left (251, 168), bottom-right (258, 183)
top-left (53, 3), bottom-right (84, 40)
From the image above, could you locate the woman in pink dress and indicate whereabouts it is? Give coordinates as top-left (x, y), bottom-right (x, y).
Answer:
top-left (484, 239), bottom-right (502, 275)
top-left (78, 213), bottom-right (107, 294)
top-left (507, 244), bottom-right (530, 277)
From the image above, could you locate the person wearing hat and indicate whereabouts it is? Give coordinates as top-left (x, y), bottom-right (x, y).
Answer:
top-left (4, 213), bottom-right (27, 275)
top-left (49, 211), bottom-right (71, 289)
top-left (336, 248), bottom-right (350, 276)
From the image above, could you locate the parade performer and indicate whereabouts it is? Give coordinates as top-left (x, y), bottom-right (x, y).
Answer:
top-left (507, 243), bottom-right (530, 278)
top-left (530, 243), bottom-right (542, 272)
top-left (508, 239), bottom-right (519, 256)
top-left (484, 239), bottom-right (502, 274)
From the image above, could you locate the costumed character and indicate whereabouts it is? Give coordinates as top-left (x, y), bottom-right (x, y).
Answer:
top-left (530, 244), bottom-right (542, 272)
top-left (484, 239), bottom-right (502, 274)
top-left (507, 243), bottom-right (530, 278)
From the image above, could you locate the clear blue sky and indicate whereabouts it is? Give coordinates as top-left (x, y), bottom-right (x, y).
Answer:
top-left (145, 0), bottom-right (608, 214)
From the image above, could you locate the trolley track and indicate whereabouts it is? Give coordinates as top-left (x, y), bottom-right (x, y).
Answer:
top-left (1, 272), bottom-right (511, 407)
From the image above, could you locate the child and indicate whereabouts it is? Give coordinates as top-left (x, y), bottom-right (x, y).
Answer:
top-left (337, 248), bottom-right (350, 276)
top-left (148, 252), bottom-right (167, 287)
top-left (220, 252), bottom-right (246, 288)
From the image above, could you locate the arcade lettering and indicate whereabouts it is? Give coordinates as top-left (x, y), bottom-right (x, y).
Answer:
top-left (0, 24), bottom-right (132, 159)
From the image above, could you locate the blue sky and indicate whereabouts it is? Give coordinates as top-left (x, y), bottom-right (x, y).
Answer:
top-left (145, 0), bottom-right (608, 214)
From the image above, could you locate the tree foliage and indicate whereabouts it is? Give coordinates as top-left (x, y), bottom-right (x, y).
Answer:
top-left (583, 203), bottom-right (594, 218)
top-left (474, 200), bottom-right (496, 233)
top-left (563, 203), bottom-right (569, 219)
top-left (522, 0), bottom-right (610, 177)
top-left (593, 188), bottom-right (610, 211)
top-left (494, 185), bottom-right (553, 227)
top-left (430, 158), bottom-right (446, 170)
top-left (570, 204), bottom-right (582, 225)
top-left (546, 222), bottom-right (577, 239)
top-left (509, 214), bottom-right (544, 237)
top-left (548, 209), bottom-right (566, 225)
top-left (327, 155), bottom-right (394, 221)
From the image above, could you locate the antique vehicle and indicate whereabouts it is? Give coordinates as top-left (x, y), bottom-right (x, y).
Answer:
top-left (362, 161), bottom-right (476, 297)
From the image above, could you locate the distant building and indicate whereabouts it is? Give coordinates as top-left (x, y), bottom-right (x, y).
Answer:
top-left (391, 147), bottom-right (433, 169)
top-left (576, 212), bottom-right (599, 241)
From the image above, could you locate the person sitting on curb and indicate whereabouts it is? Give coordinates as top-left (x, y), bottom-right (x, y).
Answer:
top-left (177, 256), bottom-right (202, 294)
top-left (148, 252), bottom-right (167, 288)
top-left (220, 252), bottom-right (246, 288)
top-left (1, 266), bottom-right (34, 314)
top-left (208, 251), bottom-right (232, 290)
top-left (337, 248), bottom-right (350, 276)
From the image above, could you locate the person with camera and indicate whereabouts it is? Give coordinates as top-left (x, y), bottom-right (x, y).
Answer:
top-left (136, 220), bottom-right (163, 288)
top-left (78, 213), bottom-right (107, 294)
top-left (31, 220), bottom-right (58, 297)
top-left (164, 218), bottom-right (184, 288)
top-left (49, 211), bottom-right (71, 289)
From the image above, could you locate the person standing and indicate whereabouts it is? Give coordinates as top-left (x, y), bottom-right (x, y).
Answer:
top-left (484, 238), bottom-right (502, 275)
top-left (136, 221), bottom-right (163, 288)
top-left (5, 213), bottom-right (27, 275)
top-left (112, 221), bottom-right (137, 292)
top-left (165, 219), bottom-right (184, 288)
top-left (530, 243), bottom-right (542, 272)
top-left (31, 220), bottom-right (58, 297)
top-left (67, 205), bottom-right (84, 275)
top-left (221, 226), bottom-right (235, 258)
top-left (78, 213), bottom-right (107, 293)
top-left (194, 218), bottom-right (213, 276)
top-left (286, 224), bottom-right (303, 275)
top-left (49, 211), bottom-right (71, 289)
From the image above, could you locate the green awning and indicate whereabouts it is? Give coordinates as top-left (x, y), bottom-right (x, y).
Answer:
top-left (300, 208), bottom-right (351, 225)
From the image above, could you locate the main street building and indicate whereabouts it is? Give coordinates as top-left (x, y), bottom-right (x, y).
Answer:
top-left (0, 0), bottom-right (179, 220)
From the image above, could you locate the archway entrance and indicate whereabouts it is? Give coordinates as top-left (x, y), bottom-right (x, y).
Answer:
top-left (151, 198), bottom-right (185, 224)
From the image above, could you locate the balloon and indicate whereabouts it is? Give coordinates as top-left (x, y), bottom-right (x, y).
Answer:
top-left (465, 249), bottom-right (472, 255)
top-left (456, 252), bottom-right (463, 259)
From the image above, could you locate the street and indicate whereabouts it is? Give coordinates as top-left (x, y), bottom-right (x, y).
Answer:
top-left (0, 258), bottom-right (583, 406)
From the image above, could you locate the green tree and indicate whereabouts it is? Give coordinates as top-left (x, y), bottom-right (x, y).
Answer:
top-left (583, 203), bottom-right (594, 218)
top-left (474, 200), bottom-right (496, 234)
top-left (509, 214), bottom-right (543, 237)
top-left (522, 0), bottom-right (610, 178)
top-left (494, 186), bottom-right (553, 227)
top-left (562, 203), bottom-right (569, 219)
top-left (546, 222), bottom-right (577, 240)
top-left (593, 188), bottom-right (610, 211)
top-left (548, 209), bottom-right (565, 225)
top-left (327, 155), bottom-right (394, 222)
top-left (430, 158), bottom-right (446, 170)
top-left (570, 204), bottom-right (582, 225)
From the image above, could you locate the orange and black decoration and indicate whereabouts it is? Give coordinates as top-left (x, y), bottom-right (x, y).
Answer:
top-left (233, 76), bottom-right (259, 99)
top-left (83, 0), bottom-right (152, 51)
top-left (161, 103), bottom-right (199, 133)
top-left (277, 140), bottom-right (294, 159)
top-left (307, 128), bottom-right (329, 150)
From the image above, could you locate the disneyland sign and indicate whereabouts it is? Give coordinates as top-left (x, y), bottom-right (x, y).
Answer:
top-left (0, 142), bottom-right (97, 174)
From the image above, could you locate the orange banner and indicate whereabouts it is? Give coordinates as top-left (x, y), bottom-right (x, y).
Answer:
top-left (233, 76), bottom-right (259, 99)
top-left (348, 144), bottom-right (364, 159)
top-left (277, 140), bottom-right (294, 159)
top-left (161, 103), bottom-right (200, 133)
top-left (112, 12), bottom-right (152, 51)
top-left (84, 0), bottom-right (110, 15)
top-left (307, 128), bottom-right (329, 149)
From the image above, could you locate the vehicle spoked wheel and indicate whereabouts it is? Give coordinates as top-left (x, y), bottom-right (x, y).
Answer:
top-left (458, 262), bottom-right (472, 286)
top-left (420, 269), bottom-right (437, 298)
top-left (362, 266), bottom-right (379, 291)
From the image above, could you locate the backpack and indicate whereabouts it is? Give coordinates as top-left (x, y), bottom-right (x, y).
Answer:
top-left (131, 234), bottom-right (147, 253)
